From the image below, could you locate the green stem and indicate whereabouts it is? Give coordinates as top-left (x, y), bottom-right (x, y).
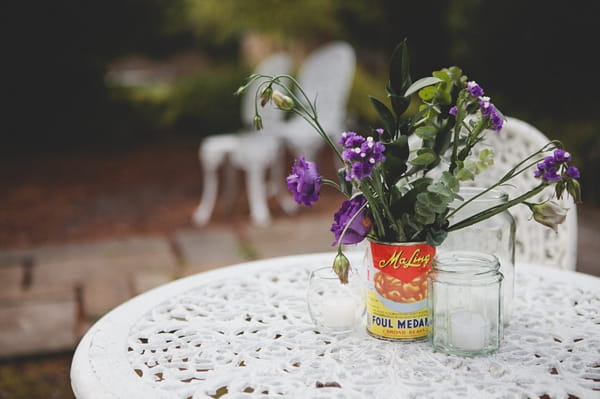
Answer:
top-left (321, 178), bottom-right (344, 193)
top-left (449, 93), bottom-right (468, 173)
top-left (447, 142), bottom-right (558, 219)
top-left (448, 183), bottom-right (547, 231)
top-left (257, 74), bottom-right (344, 163)
top-left (371, 171), bottom-right (399, 236)
top-left (360, 185), bottom-right (387, 239)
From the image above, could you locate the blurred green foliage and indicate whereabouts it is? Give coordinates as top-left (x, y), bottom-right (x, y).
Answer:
top-left (110, 66), bottom-right (247, 136)
top-left (182, 0), bottom-right (341, 44)
top-left (4, 0), bottom-right (598, 202)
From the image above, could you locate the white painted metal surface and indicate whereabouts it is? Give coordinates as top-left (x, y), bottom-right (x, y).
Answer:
top-left (71, 252), bottom-right (600, 399)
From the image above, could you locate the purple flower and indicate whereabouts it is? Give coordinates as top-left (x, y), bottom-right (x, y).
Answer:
top-left (534, 148), bottom-right (580, 183)
top-left (467, 81), bottom-right (484, 98)
top-left (339, 132), bottom-right (386, 183)
top-left (449, 106), bottom-right (458, 116)
top-left (566, 166), bottom-right (580, 179)
top-left (479, 97), bottom-right (492, 115)
top-left (543, 166), bottom-right (562, 182)
top-left (553, 149), bottom-right (572, 162)
top-left (375, 128), bottom-right (384, 136)
top-left (331, 195), bottom-right (371, 245)
top-left (286, 157), bottom-right (321, 207)
top-left (338, 131), bottom-right (364, 148)
top-left (478, 97), bottom-right (503, 131)
top-left (490, 110), bottom-right (504, 131)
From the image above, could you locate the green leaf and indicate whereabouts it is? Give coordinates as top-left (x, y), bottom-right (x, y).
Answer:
top-left (391, 177), bottom-right (431, 214)
top-left (409, 149), bottom-right (437, 166)
top-left (418, 86), bottom-right (437, 101)
top-left (447, 66), bottom-right (464, 82)
top-left (382, 136), bottom-right (409, 184)
top-left (387, 89), bottom-right (411, 119)
top-left (426, 228), bottom-right (448, 246)
top-left (404, 76), bottom-right (443, 97)
top-left (389, 39), bottom-right (412, 95)
top-left (427, 182), bottom-right (453, 198)
top-left (567, 179), bottom-right (581, 203)
top-left (414, 125), bottom-right (437, 140)
top-left (432, 70), bottom-right (451, 82)
top-left (369, 96), bottom-right (396, 139)
top-left (440, 171), bottom-right (460, 193)
top-left (455, 165), bottom-right (475, 181)
top-left (433, 121), bottom-right (453, 159)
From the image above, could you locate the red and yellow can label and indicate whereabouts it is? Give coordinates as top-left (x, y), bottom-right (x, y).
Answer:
top-left (366, 241), bottom-right (435, 340)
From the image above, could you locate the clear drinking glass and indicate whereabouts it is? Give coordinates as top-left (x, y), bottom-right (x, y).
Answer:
top-left (428, 251), bottom-right (503, 357)
top-left (440, 187), bottom-right (515, 324)
top-left (307, 266), bottom-right (365, 333)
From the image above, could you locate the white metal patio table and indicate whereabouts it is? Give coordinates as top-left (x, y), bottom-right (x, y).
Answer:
top-left (70, 251), bottom-right (600, 399)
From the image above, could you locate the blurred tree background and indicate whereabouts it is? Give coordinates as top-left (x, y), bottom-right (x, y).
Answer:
top-left (4, 0), bottom-right (599, 203)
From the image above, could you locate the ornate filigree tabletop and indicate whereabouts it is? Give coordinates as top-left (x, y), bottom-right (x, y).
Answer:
top-left (71, 252), bottom-right (600, 399)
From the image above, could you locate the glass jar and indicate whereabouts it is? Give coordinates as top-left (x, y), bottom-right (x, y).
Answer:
top-left (307, 266), bottom-right (365, 333)
top-left (428, 251), bottom-right (503, 356)
top-left (440, 187), bottom-right (515, 324)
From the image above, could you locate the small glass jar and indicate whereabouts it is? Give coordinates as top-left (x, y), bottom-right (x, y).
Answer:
top-left (307, 266), bottom-right (365, 333)
top-left (440, 187), bottom-right (515, 325)
top-left (428, 251), bottom-right (503, 357)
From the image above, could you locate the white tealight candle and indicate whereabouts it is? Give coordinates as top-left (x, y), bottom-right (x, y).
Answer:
top-left (321, 295), bottom-right (357, 329)
top-left (450, 311), bottom-right (486, 351)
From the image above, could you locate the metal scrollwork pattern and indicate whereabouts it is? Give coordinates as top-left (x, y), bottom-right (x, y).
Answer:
top-left (125, 256), bottom-right (600, 399)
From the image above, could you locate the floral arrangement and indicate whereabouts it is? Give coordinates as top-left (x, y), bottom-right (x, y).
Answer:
top-left (237, 39), bottom-right (581, 283)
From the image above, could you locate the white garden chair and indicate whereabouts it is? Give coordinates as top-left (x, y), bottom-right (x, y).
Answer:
top-left (192, 52), bottom-right (294, 227)
top-left (278, 41), bottom-right (356, 162)
top-left (411, 116), bottom-right (578, 269)
top-left (465, 117), bottom-right (578, 270)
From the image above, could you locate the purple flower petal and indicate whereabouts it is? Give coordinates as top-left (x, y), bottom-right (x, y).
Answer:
top-left (467, 81), bottom-right (484, 98)
top-left (330, 195), bottom-right (371, 245)
top-left (553, 149), bottom-right (572, 163)
top-left (566, 165), bottom-right (580, 179)
top-left (339, 132), bottom-right (386, 184)
top-left (286, 156), bottom-right (321, 207)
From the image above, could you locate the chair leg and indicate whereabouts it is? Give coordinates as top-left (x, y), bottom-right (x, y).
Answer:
top-left (193, 164), bottom-right (220, 226)
top-left (278, 193), bottom-right (299, 215)
top-left (245, 165), bottom-right (271, 226)
top-left (223, 159), bottom-right (238, 211)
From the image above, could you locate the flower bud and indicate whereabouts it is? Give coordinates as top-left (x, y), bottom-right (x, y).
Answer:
top-left (253, 114), bottom-right (263, 130)
top-left (332, 251), bottom-right (351, 284)
top-left (234, 85), bottom-right (246, 96)
top-left (260, 86), bottom-right (273, 107)
top-left (567, 179), bottom-right (582, 203)
top-left (527, 201), bottom-right (568, 233)
top-left (271, 89), bottom-right (294, 111)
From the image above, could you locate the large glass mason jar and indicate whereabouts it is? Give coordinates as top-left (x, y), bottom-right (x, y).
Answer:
top-left (439, 187), bottom-right (516, 324)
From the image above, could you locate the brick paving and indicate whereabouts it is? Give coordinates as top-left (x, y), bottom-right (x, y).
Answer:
top-left (0, 210), bottom-right (598, 359)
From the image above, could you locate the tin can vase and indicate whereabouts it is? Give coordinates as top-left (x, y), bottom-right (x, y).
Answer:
top-left (364, 240), bottom-right (435, 341)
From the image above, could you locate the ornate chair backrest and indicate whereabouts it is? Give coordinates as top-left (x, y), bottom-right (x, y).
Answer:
top-left (294, 41), bottom-right (356, 131)
top-left (409, 116), bottom-right (578, 269)
top-left (278, 41), bottom-right (356, 161)
top-left (450, 117), bottom-right (578, 269)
